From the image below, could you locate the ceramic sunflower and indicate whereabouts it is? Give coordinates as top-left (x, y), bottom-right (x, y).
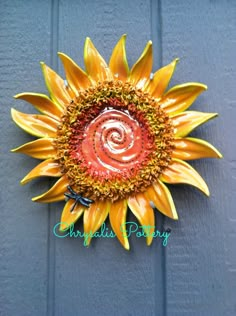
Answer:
top-left (11, 35), bottom-right (222, 249)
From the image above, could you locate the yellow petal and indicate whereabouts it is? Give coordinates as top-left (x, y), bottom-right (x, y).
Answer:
top-left (83, 200), bottom-right (111, 246)
top-left (59, 199), bottom-right (86, 231)
top-left (11, 138), bottom-right (56, 159)
top-left (32, 175), bottom-right (69, 203)
top-left (21, 159), bottom-right (62, 185)
top-left (109, 34), bottom-right (129, 81)
top-left (144, 180), bottom-right (178, 220)
top-left (41, 62), bottom-right (72, 107)
top-left (160, 158), bottom-right (209, 196)
top-left (84, 37), bottom-right (112, 82)
top-left (11, 108), bottom-right (57, 138)
top-left (173, 138), bottom-right (222, 160)
top-left (146, 58), bottom-right (179, 98)
top-left (58, 52), bottom-right (91, 93)
top-left (160, 83), bottom-right (207, 116)
top-left (109, 199), bottom-right (129, 250)
top-left (14, 93), bottom-right (63, 121)
top-left (128, 193), bottom-right (155, 246)
top-left (172, 111), bottom-right (218, 137)
top-left (129, 41), bottom-right (152, 89)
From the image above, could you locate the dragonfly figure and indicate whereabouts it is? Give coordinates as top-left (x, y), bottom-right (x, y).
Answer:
top-left (65, 186), bottom-right (94, 212)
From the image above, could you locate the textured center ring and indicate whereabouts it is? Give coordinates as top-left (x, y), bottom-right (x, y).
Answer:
top-left (56, 80), bottom-right (174, 201)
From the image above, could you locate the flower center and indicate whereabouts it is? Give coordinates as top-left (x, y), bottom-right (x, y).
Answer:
top-left (77, 108), bottom-right (153, 177)
top-left (56, 81), bottom-right (174, 201)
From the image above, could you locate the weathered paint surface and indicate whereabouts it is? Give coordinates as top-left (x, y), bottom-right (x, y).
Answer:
top-left (0, 1), bottom-right (235, 315)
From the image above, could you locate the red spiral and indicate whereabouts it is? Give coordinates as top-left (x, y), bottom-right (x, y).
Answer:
top-left (80, 109), bottom-right (153, 177)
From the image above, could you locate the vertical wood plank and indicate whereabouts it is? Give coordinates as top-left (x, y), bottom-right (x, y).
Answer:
top-left (151, 1), bottom-right (167, 315)
top-left (2, 1), bottom-right (234, 315)
top-left (47, 0), bottom-right (166, 315)
top-left (0, 1), bottom-right (51, 315)
top-left (47, 2), bottom-right (59, 316)
top-left (161, 1), bottom-right (236, 315)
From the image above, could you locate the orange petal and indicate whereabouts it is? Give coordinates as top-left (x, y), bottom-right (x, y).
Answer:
top-left (146, 58), bottom-right (179, 98)
top-left (41, 62), bottom-right (72, 107)
top-left (83, 200), bottom-right (111, 246)
top-left (58, 52), bottom-right (91, 93)
top-left (109, 199), bottom-right (129, 250)
top-left (160, 158), bottom-right (209, 196)
top-left (172, 111), bottom-right (218, 137)
top-left (172, 138), bottom-right (222, 160)
top-left (160, 83), bottom-right (207, 116)
top-left (84, 37), bottom-right (112, 82)
top-left (11, 108), bottom-right (57, 138)
top-left (109, 34), bottom-right (129, 81)
top-left (14, 93), bottom-right (63, 121)
top-left (129, 41), bottom-right (152, 89)
top-left (59, 200), bottom-right (86, 231)
top-left (21, 159), bottom-right (62, 185)
top-left (144, 180), bottom-right (178, 220)
top-left (32, 175), bottom-right (69, 203)
top-left (128, 193), bottom-right (155, 246)
top-left (11, 138), bottom-right (56, 159)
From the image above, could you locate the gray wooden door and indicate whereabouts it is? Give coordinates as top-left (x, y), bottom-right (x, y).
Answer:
top-left (1, 1), bottom-right (235, 315)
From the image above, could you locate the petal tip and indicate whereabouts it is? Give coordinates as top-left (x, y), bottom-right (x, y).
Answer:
top-left (172, 212), bottom-right (179, 220)
top-left (11, 108), bottom-right (17, 120)
top-left (84, 37), bottom-right (92, 60)
top-left (209, 113), bottom-right (218, 122)
top-left (200, 83), bottom-right (208, 90)
top-left (57, 52), bottom-right (67, 60)
top-left (203, 185), bottom-right (210, 197)
top-left (32, 194), bottom-right (45, 202)
top-left (85, 37), bottom-right (91, 46)
top-left (20, 178), bottom-right (27, 185)
top-left (13, 92), bottom-right (34, 99)
top-left (192, 82), bottom-right (208, 90)
top-left (213, 146), bottom-right (223, 159)
top-left (190, 82), bottom-right (208, 91)
top-left (146, 238), bottom-right (153, 246)
top-left (32, 195), bottom-right (49, 203)
top-left (59, 223), bottom-right (69, 232)
top-left (145, 40), bottom-right (153, 50)
top-left (40, 62), bottom-right (46, 72)
top-left (122, 238), bottom-right (130, 250)
top-left (40, 62), bottom-right (48, 74)
top-left (10, 144), bottom-right (23, 153)
top-left (57, 52), bottom-right (66, 62)
top-left (124, 244), bottom-right (130, 251)
top-left (84, 238), bottom-right (92, 247)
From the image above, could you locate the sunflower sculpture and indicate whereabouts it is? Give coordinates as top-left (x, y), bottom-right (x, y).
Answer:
top-left (11, 35), bottom-right (222, 249)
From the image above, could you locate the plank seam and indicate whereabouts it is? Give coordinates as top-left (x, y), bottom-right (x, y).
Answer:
top-left (150, 0), bottom-right (166, 315)
top-left (47, 0), bottom-right (59, 315)
top-left (151, 0), bottom-right (163, 70)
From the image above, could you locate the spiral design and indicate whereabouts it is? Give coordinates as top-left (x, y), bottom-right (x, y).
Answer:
top-left (81, 109), bottom-right (151, 175)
